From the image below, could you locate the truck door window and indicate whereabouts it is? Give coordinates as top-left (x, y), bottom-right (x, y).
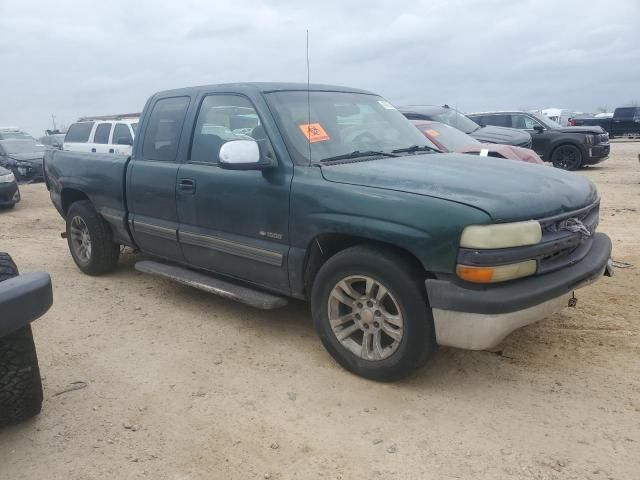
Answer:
top-left (190, 95), bottom-right (263, 164)
top-left (113, 123), bottom-right (132, 145)
top-left (65, 122), bottom-right (94, 143)
top-left (512, 115), bottom-right (538, 130)
top-left (142, 96), bottom-right (190, 161)
top-left (93, 123), bottom-right (112, 144)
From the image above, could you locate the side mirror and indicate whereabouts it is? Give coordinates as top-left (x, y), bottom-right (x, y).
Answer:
top-left (533, 125), bottom-right (545, 133)
top-left (218, 140), bottom-right (275, 170)
top-left (117, 137), bottom-right (133, 146)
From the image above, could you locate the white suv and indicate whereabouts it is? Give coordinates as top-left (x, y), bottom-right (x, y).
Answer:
top-left (63, 118), bottom-right (138, 156)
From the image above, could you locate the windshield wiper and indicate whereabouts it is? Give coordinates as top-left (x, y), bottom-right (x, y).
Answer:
top-left (391, 145), bottom-right (440, 154)
top-left (319, 150), bottom-right (398, 163)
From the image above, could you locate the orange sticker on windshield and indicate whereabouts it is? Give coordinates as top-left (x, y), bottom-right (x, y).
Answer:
top-left (299, 123), bottom-right (330, 143)
top-left (424, 128), bottom-right (440, 137)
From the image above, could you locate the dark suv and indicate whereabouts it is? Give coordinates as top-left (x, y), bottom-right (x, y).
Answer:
top-left (399, 105), bottom-right (533, 149)
top-left (468, 111), bottom-right (610, 170)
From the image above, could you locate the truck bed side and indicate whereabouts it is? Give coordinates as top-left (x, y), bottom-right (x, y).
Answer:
top-left (44, 150), bottom-right (134, 246)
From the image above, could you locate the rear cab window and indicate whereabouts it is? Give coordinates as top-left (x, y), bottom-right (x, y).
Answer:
top-left (65, 122), bottom-right (95, 143)
top-left (142, 97), bottom-right (190, 161)
top-left (614, 107), bottom-right (638, 120)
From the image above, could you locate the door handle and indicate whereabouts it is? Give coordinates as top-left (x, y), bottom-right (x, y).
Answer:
top-left (109, 148), bottom-right (115, 154)
top-left (91, 148), bottom-right (96, 152)
top-left (178, 178), bottom-right (196, 193)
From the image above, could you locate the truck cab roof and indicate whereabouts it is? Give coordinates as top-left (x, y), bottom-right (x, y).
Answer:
top-left (152, 82), bottom-right (374, 98)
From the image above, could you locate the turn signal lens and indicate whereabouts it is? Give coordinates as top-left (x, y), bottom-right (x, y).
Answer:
top-left (456, 260), bottom-right (537, 283)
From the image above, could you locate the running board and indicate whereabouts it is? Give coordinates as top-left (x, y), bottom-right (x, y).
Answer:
top-left (134, 261), bottom-right (288, 310)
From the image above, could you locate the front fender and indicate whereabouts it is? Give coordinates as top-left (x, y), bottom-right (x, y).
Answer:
top-left (0, 272), bottom-right (53, 337)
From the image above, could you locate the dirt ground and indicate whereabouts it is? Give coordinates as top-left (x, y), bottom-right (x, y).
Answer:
top-left (0, 142), bottom-right (638, 480)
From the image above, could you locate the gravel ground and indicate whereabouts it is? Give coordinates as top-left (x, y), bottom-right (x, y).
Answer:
top-left (0, 142), bottom-right (639, 480)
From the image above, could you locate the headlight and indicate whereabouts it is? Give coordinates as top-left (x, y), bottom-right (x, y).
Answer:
top-left (460, 220), bottom-right (542, 249)
top-left (456, 260), bottom-right (537, 283)
top-left (0, 172), bottom-right (15, 183)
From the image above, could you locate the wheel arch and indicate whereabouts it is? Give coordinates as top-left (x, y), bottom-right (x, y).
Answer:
top-left (300, 232), bottom-right (432, 300)
top-left (61, 188), bottom-right (90, 215)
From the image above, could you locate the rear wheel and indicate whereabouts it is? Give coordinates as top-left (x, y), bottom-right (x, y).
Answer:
top-left (0, 253), bottom-right (43, 427)
top-left (311, 245), bottom-right (436, 381)
top-left (551, 144), bottom-right (582, 170)
top-left (66, 201), bottom-right (120, 275)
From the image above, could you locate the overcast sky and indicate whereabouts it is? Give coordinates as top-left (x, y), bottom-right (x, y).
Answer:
top-left (1, 0), bottom-right (639, 136)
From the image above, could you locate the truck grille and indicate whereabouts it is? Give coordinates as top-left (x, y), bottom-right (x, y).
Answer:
top-left (537, 202), bottom-right (599, 275)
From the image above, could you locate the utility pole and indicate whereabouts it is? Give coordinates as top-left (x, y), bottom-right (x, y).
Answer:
top-left (51, 114), bottom-right (57, 131)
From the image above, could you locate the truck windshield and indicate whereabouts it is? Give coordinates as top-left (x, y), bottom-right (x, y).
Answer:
top-left (265, 91), bottom-right (433, 165)
top-left (0, 139), bottom-right (45, 154)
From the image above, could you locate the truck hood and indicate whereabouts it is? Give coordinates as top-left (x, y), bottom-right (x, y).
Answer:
top-left (470, 125), bottom-right (531, 147)
top-left (555, 126), bottom-right (605, 134)
top-left (320, 153), bottom-right (598, 222)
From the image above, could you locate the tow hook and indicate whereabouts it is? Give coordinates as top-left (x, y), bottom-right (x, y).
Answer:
top-left (568, 292), bottom-right (577, 308)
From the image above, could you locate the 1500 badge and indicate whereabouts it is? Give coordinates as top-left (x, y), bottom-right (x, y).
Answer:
top-left (259, 231), bottom-right (283, 240)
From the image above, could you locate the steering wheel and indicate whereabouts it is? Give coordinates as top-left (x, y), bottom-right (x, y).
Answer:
top-left (352, 131), bottom-right (378, 150)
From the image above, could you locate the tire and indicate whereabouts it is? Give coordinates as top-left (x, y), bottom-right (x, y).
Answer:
top-left (311, 245), bottom-right (436, 381)
top-left (551, 144), bottom-right (582, 171)
top-left (0, 204), bottom-right (16, 210)
top-left (66, 200), bottom-right (120, 275)
top-left (0, 253), bottom-right (43, 427)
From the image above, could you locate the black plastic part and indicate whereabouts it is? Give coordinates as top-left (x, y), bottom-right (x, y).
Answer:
top-left (0, 272), bottom-right (53, 337)
top-left (426, 233), bottom-right (611, 315)
top-left (135, 260), bottom-right (288, 309)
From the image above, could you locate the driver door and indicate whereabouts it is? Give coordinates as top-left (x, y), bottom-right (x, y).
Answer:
top-left (176, 93), bottom-right (293, 291)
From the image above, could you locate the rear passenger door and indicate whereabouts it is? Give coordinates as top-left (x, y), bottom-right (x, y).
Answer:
top-left (176, 93), bottom-right (292, 291)
top-left (92, 123), bottom-right (113, 153)
top-left (127, 96), bottom-right (190, 261)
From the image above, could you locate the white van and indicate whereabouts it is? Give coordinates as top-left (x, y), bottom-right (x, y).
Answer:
top-left (63, 118), bottom-right (138, 156)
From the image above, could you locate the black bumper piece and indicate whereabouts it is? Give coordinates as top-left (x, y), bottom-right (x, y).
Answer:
top-left (0, 272), bottom-right (53, 337)
top-left (426, 232), bottom-right (611, 315)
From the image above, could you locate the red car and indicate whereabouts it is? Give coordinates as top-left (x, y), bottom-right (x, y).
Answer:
top-left (411, 120), bottom-right (544, 164)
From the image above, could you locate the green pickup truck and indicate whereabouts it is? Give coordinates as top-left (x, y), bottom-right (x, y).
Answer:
top-left (44, 83), bottom-right (612, 380)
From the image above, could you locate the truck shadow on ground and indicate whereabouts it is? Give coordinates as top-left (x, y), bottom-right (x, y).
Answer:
top-left (110, 253), bottom-right (606, 389)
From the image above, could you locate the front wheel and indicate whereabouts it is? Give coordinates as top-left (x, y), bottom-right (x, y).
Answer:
top-left (311, 245), bottom-right (436, 381)
top-left (66, 200), bottom-right (120, 275)
top-left (551, 144), bottom-right (582, 170)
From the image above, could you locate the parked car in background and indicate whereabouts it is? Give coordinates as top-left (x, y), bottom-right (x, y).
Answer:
top-left (399, 105), bottom-right (533, 149)
top-left (0, 166), bottom-right (20, 209)
top-left (411, 120), bottom-right (543, 164)
top-left (539, 108), bottom-right (573, 127)
top-left (45, 82), bottom-right (612, 381)
top-left (39, 133), bottom-right (66, 150)
top-left (570, 107), bottom-right (640, 137)
top-left (0, 252), bottom-right (53, 427)
top-left (0, 139), bottom-right (46, 182)
top-left (468, 111), bottom-right (609, 170)
top-left (0, 127), bottom-right (36, 141)
top-left (64, 116), bottom-right (138, 156)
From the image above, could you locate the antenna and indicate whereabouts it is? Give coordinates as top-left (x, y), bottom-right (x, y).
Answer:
top-left (306, 29), bottom-right (312, 166)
